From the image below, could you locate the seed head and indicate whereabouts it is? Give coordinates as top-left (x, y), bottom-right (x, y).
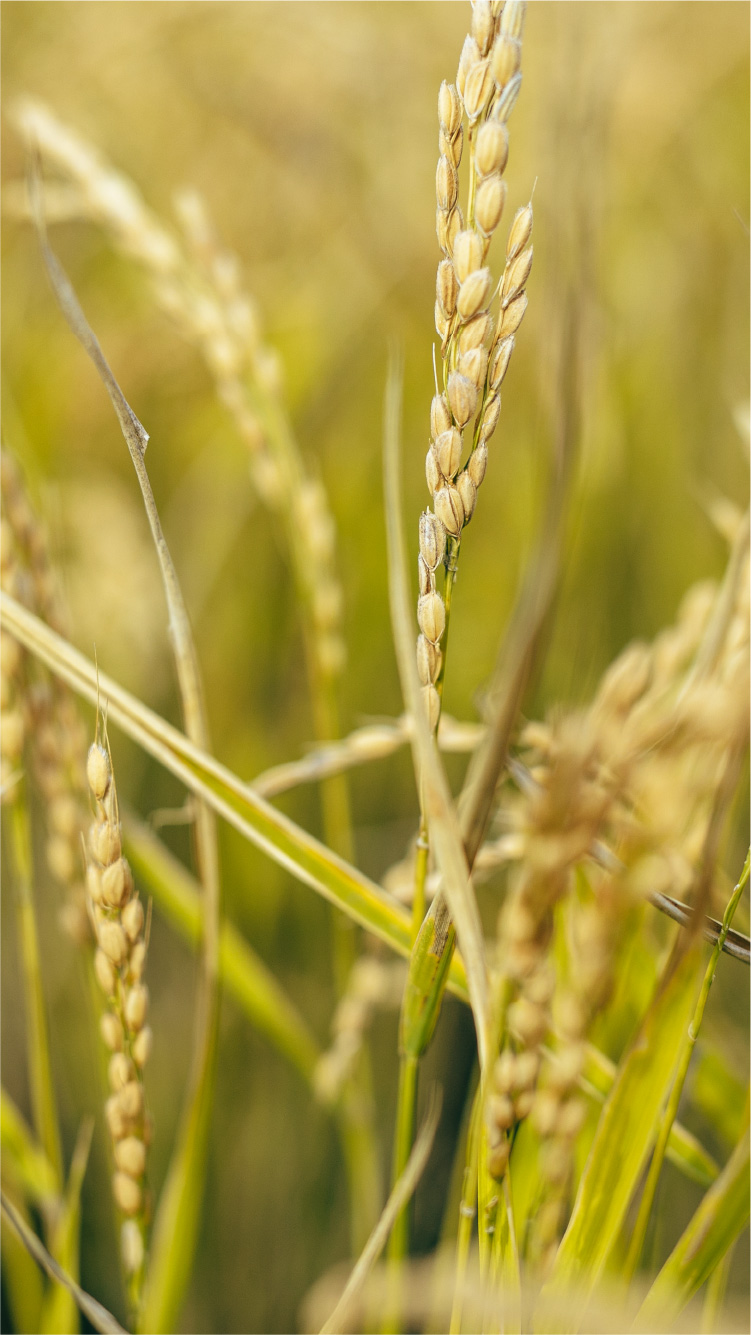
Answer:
top-left (475, 120), bottom-right (509, 178)
top-left (468, 442), bottom-right (488, 488)
top-left (417, 592), bottom-right (446, 645)
top-left (416, 634), bottom-right (441, 686)
top-left (425, 447), bottom-right (441, 496)
top-left (489, 336), bottom-right (515, 389)
top-left (95, 948), bottom-right (117, 996)
top-left (447, 372), bottom-right (478, 427)
top-left (439, 124), bottom-right (463, 169)
top-left (457, 35), bottom-right (482, 97)
top-left (491, 35), bottom-right (521, 88)
top-left (99, 921), bottom-right (128, 968)
top-left (86, 864), bottom-right (105, 906)
top-left (494, 71), bottom-right (523, 122)
top-left (118, 1080), bottom-right (144, 1120)
top-left (457, 267), bottom-right (493, 320)
top-left (434, 484), bottom-right (465, 537)
top-left (419, 510), bottom-right (447, 570)
top-left (125, 983), bottom-right (149, 1031)
top-left (430, 394), bottom-right (452, 440)
top-left (436, 155), bottom-right (458, 212)
top-left (488, 1093), bottom-right (515, 1133)
top-left (509, 996), bottom-right (547, 1046)
top-left (457, 311), bottom-right (493, 352)
top-left (122, 896), bottom-right (144, 943)
top-left (438, 81), bottom-right (462, 137)
top-left (113, 1171), bottom-right (142, 1216)
top-left (479, 392), bottom-right (501, 441)
top-left (514, 1050), bottom-right (541, 1091)
top-left (108, 1052), bottom-right (134, 1092)
top-left (488, 1137), bottom-right (510, 1180)
top-left (128, 941), bottom-right (147, 982)
top-left (434, 428), bottom-right (462, 479)
top-left (475, 175), bottom-right (507, 236)
top-left (514, 1089), bottom-right (535, 1121)
top-left (500, 0), bottom-right (526, 40)
top-left (436, 258), bottom-right (458, 318)
top-left (471, 0), bottom-right (495, 55)
top-left (506, 203), bottom-right (533, 260)
top-left (499, 290), bottom-right (528, 337)
top-left (89, 819), bottom-right (121, 866)
top-left (114, 1137), bottom-right (147, 1179)
top-left (458, 346), bottom-right (488, 390)
top-left (494, 1050), bottom-right (516, 1094)
top-left (501, 245), bottom-right (533, 306)
top-left (418, 554), bottom-right (433, 597)
top-left (435, 301), bottom-right (449, 342)
top-left (101, 858), bottom-right (129, 909)
top-left (457, 472), bottom-right (477, 524)
top-left (463, 59), bottom-right (494, 122)
top-left (105, 1094), bottom-right (129, 1141)
top-left (452, 229), bottom-right (485, 283)
top-left (121, 1220), bottom-right (144, 1274)
top-left (86, 744), bottom-right (110, 801)
top-left (132, 1025), bottom-right (153, 1068)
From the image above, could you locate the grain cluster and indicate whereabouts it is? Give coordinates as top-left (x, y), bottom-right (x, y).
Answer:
top-left (418, 0), bottom-right (534, 732)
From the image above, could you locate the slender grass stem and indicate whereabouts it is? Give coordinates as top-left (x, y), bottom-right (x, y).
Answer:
top-left (384, 1053), bottom-right (419, 1332)
top-left (624, 848), bottom-right (750, 1281)
top-left (450, 1081), bottom-right (483, 1335)
top-left (388, 1054), bottom-right (420, 1264)
top-left (310, 629), bottom-right (381, 1255)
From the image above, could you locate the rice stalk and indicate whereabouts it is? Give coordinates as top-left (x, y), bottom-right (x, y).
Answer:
top-left (25, 172), bottom-right (221, 1331)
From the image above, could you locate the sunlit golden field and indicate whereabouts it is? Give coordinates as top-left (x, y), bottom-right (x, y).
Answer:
top-left (1, 4), bottom-right (749, 1333)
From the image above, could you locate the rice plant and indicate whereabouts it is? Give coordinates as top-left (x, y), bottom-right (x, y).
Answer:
top-left (1, 3), bottom-right (748, 1333)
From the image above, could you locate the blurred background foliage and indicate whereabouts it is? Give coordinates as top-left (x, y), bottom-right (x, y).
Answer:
top-left (1, 3), bottom-right (748, 1331)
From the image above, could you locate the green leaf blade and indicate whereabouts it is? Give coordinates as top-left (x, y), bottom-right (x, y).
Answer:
top-left (543, 945), bottom-right (704, 1324)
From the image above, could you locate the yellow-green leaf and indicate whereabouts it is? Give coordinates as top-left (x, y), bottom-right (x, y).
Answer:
top-left (634, 1129), bottom-right (750, 1330)
top-left (543, 944), bottom-right (703, 1326)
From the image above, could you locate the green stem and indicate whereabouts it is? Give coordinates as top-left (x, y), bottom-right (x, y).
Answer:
top-left (624, 848), bottom-right (750, 1281)
top-left (450, 1081), bottom-right (483, 1335)
top-left (9, 789), bottom-right (63, 1193)
top-left (383, 1053), bottom-right (419, 1332)
top-left (388, 1054), bottom-right (419, 1264)
top-left (311, 649), bottom-right (381, 1256)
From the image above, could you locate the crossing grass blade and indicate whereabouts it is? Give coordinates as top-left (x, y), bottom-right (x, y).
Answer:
top-left (542, 942), bottom-right (704, 1328)
top-left (1, 1088), bottom-right (58, 1206)
top-left (1, 1193), bottom-right (128, 1335)
top-left (39, 1119), bottom-right (93, 1335)
top-left (320, 1091), bottom-right (441, 1335)
top-left (0, 591), bottom-right (414, 958)
top-left (1, 1195), bottom-right (45, 1335)
top-left (633, 1128), bottom-right (750, 1331)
